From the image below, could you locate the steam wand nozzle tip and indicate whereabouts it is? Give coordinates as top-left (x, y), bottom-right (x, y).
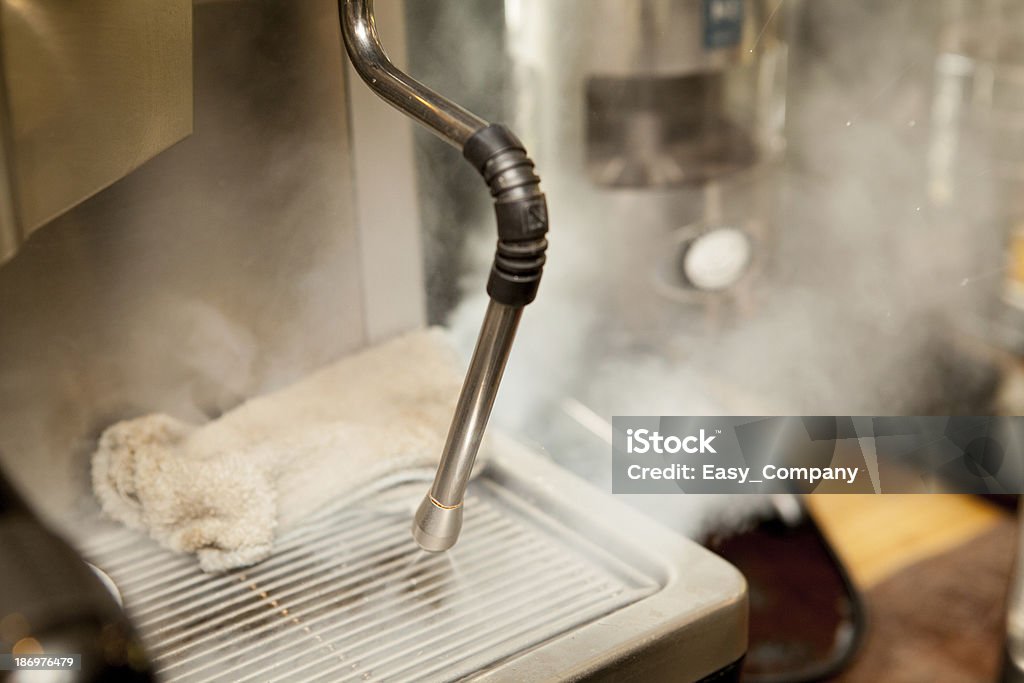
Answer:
top-left (411, 495), bottom-right (463, 552)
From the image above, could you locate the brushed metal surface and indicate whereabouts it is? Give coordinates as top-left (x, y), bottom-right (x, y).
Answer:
top-left (512, 0), bottom-right (775, 80)
top-left (0, 0), bottom-right (193, 263)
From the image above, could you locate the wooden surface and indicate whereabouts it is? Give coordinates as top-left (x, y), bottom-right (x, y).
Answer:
top-left (840, 517), bottom-right (1017, 682)
top-left (806, 495), bottom-right (1017, 682)
top-left (807, 494), bottom-right (1009, 588)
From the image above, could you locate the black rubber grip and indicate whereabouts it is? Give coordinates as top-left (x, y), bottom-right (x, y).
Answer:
top-left (463, 124), bottom-right (549, 307)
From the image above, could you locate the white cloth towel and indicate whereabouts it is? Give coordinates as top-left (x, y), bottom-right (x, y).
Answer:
top-left (92, 328), bottom-right (468, 572)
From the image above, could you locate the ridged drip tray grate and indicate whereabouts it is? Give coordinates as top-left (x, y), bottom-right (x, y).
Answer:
top-left (80, 474), bottom-right (660, 682)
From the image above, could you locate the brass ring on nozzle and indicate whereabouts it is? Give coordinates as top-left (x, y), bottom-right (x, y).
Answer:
top-left (412, 495), bottom-right (464, 552)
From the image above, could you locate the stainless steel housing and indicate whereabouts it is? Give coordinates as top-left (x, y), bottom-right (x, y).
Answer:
top-left (0, 0), bottom-right (193, 265)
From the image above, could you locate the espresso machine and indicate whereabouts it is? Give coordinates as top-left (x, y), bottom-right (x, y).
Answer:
top-left (0, 1), bottom-right (747, 680)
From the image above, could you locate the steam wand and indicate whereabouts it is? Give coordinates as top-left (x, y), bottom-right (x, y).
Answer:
top-left (339, 0), bottom-right (549, 551)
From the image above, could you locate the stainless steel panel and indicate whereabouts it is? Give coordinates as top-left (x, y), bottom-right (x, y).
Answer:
top-left (346, 0), bottom-right (427, 342)
top-left (0, 0), bottom-right (193, 263)
top-left (579, 0), bottom-right (765, 77)
top-left (79, 437), bottom-right (747, 682)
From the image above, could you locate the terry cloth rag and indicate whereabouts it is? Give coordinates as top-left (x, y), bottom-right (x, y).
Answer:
top-left (92, 328), bottom-right (471, 572)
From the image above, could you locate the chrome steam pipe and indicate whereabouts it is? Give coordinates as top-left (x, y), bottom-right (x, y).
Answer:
top-left (339, 0), bottom-right (549, 551)
top-left (412, 302), bottom-right (522, 551)
top-left (339, 0), bottom-right (485, 149)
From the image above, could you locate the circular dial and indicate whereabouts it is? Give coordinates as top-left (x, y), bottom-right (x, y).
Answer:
top-left (681, 227), bottom-right (752, 291)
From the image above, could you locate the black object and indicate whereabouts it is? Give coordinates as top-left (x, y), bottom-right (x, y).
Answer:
top-left (0, 469), bottom-right (153, 682)
top-left (463, 123), bottom-right (549, 307)
top-left (706, 501), bottom-right (866, 683)
top-left (700, 657), bottom-right (744, 683)
top-left (1002, 646), bottom-right (1024, 683)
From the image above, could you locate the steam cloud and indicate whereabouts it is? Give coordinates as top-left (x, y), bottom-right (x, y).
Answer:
top-left (436, 0), bottom-right (1005, 539)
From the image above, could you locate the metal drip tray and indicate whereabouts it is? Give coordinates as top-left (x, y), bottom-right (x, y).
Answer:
top-left (79, 437), bottom-right (746, 682)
